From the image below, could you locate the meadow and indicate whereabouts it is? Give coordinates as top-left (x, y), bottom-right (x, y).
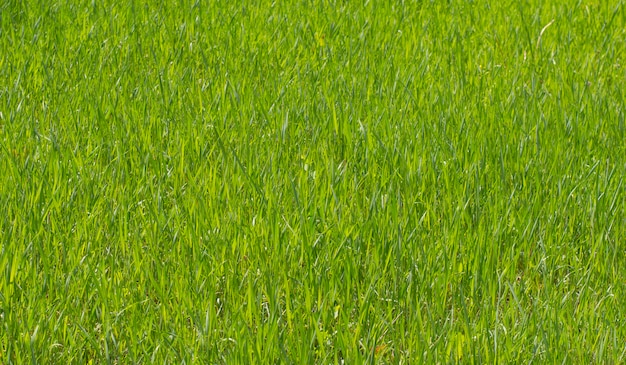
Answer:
top-left (1, 0), bottom-right (626, 363)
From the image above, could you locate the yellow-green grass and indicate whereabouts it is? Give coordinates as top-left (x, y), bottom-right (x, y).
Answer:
top-left (1, 0), bottom-right (625, 363)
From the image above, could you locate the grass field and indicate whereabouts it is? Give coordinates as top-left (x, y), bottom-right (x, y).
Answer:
top-left (1, 0), bottom-right (626, 363)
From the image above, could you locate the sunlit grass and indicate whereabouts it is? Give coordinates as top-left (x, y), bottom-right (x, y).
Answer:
top-left (1, 0), bottom-right (625, 363)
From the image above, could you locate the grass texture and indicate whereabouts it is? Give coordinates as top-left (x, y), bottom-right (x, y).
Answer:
top-left (1, 0), bottom-right (626, 363)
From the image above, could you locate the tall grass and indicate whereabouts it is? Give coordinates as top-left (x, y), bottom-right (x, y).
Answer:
top-left (1, 0), bottom-right (625, 363)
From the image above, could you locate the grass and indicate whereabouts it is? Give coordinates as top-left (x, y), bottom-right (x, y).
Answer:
top-left (1, 0), bottom-right (626, 363)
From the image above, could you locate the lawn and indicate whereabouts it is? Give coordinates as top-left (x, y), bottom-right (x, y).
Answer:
top-left (1, 0), bottom-right (625, 363)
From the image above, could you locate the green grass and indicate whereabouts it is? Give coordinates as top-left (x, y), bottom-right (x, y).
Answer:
top-left (1, 0), bottom-right (626, 363)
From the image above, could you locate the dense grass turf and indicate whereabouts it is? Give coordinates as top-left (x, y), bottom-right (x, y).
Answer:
top-left (1, 0), bottom-right (626, 363)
